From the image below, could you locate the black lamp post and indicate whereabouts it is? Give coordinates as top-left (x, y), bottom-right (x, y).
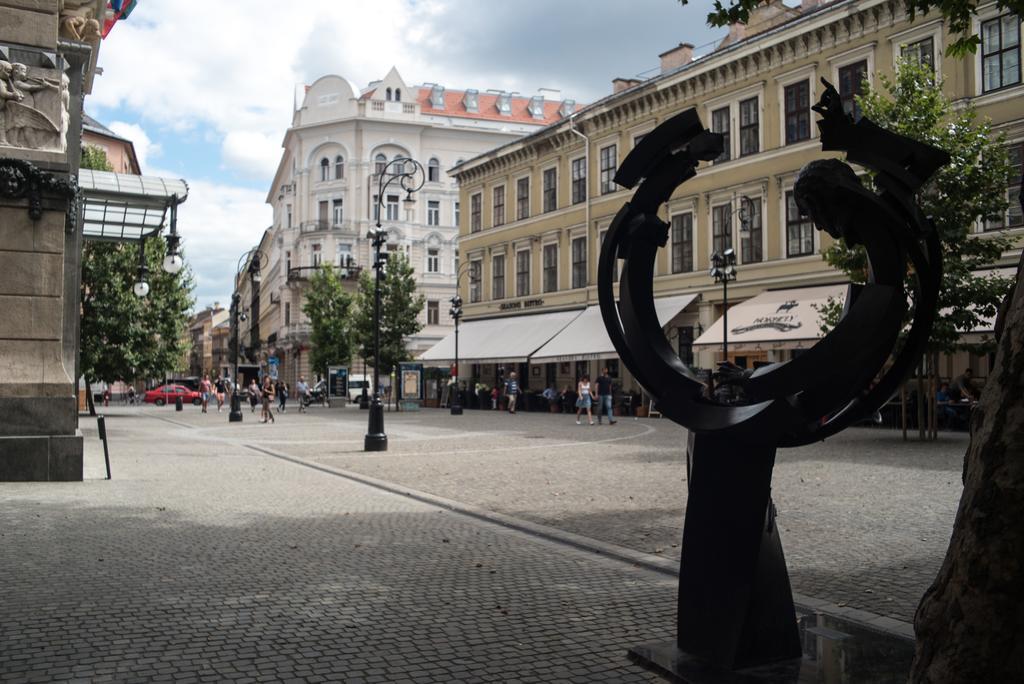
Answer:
top-left (365, 157), bottom-right (425, 452)
top-left (449, 294), bottom-right (463, 415)
top-left (229, 248), bottom-right (264, 422)
top-left (709, 248), bottom-right (737, 360)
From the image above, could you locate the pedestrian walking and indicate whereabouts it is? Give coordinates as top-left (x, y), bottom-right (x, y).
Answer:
top-left (126, 385), bottom-right (136, 405)
top-left (491, 386), bottom-right (499, 410)
top-left (248, 379), bottom-right (260, 413)
top-left (261, 377), bottom-right (276, 423)
top-left (277, 381), bottom-right (288, 413)
top-left (505, 372), bottom-right (520, 414)
top-left (575, 374), bottom-right (596, 425)
top-left (296, 376), bottom-right (309, 413)
top-left (214, 376), bottom-right (226, 412)
top-left (596, 367), bottom-right (617, 425)
top-left (200, 374), bottom-right (212, 413)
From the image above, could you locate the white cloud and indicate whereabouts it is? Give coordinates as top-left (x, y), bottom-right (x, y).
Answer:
top-left (107, 121), bottom-right (161, 168)
top-left (221, 130), bottom-right (283, 180)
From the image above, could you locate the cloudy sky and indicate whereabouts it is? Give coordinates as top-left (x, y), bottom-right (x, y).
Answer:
top-left (88, 0), bottom-right (725, 309)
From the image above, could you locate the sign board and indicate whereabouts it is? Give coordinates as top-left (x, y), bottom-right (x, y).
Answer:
top-left (398, 363), bottom-right (423, 400)
top-left (268, 356), bottom-right (280, 380)
top-left (328, 366), bottom-right (348, 398)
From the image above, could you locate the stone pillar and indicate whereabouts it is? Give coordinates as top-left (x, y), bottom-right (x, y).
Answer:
top-left (0, 1), bottom-right (85, 481)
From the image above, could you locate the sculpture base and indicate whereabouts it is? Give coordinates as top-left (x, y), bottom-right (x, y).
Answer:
top-left (0, 431), bottom-right (82, 481)
top-left (629, 640), bottom-right (801, 683)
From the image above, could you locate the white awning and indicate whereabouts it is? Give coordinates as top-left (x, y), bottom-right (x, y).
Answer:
top-left (79, 169), bottom-right (189, 242)
top-left (693, 284), bottom-right (848, 352)
top-left (419, 309), bottom-right (584, 364)
top-left (959, 266), bottom-right (1018, 337)
top-left (531, 293), bottom-right (699, 362)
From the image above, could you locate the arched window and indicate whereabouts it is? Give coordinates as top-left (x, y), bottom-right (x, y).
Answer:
top-left (427, 157), bottom-right (440, 182)
top-left (395, 88), bottom-right (401, 101)
top-left (393, 154), bottom-right (404, 175)
top-left (375, 153), bottom-right (387, 175)
top-left (334, 155), bottom-right (344, 180)
top-left (385, 87), bottom-right (392, 101)
top-left (319, 157), bottom-right (329, 182)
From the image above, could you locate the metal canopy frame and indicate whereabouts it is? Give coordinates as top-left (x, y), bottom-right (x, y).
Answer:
top-left (78, 169), bottom-right (189, 242)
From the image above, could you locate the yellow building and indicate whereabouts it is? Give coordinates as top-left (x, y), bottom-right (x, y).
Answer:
top-left (422, 0), bottom-right (1022, 401)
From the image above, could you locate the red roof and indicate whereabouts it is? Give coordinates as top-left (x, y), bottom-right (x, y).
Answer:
top-left (359, 86), bottom-right (575, 124)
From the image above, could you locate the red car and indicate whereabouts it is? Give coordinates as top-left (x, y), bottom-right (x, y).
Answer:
top-left (143, 384), bottom-right (202, 407)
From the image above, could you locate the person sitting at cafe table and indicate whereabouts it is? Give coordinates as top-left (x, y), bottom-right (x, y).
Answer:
top-left (952, 368), bottom-right (980, 402)
top-left (936, 381), bottom-right (959, 429)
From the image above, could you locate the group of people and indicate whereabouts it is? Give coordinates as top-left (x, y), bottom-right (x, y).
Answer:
top-left (198, 374), bottom-right (229, 413)
top-left (936, 368), bottom-right (982, 429)
top-left (193, 373), bottom-right (317, 424)
top-left (573, 367), bottom-right (617, 426)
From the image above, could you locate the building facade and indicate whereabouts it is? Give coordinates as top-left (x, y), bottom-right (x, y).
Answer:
top-left (428, 0), bottom-right (1022, 400)
top-left (187, 306), bottom-right (228, 378)
top-left (260, 68), bottom-right (578, 385)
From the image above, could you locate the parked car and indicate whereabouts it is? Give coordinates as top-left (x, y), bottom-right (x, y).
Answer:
top-left (143, 384), bottom-right (202, 407)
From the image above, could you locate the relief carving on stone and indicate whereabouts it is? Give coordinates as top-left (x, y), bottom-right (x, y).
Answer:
top-left (0, 60), bottom-right (68, 153)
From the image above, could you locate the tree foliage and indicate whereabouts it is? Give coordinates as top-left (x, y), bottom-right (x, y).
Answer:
top-left (301, 264), bottom-right (355, 378)
top-left (686, 0), bottom-right (1024, 56)
top-left (818, 59), bottom-right (1014, 354)
top-left (79, 149), bottom-right (194, 384)
top-left (352, 251), bottom-right (425, 376)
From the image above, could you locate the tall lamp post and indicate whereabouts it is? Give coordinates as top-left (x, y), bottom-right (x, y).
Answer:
top-left (365, 157), bottom-right (425, 452)
top-left (448, 261), bottom-right (475, 415)
top-left (709, 248), bottom-right (737, 360)
top-left (228, 248), bottom-right (265, 422)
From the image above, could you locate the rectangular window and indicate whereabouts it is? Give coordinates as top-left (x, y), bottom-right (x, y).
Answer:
top-left (318, 200), bottom-right (329, 227)
top-left (311, 243), bottom-right (322, 267)
top-left (571, 157), bottom-right (587, 204)
top-left (982, 15), bottom-right (1021, 93)
top-left (786, 191), bottom-right (815, 257)
top-left (740, 197), bottom-right (763, 263)
top-left (784, 80), bottom-right (811, 144)
top-left (739, 97), bottom-right (759, 156)
top-left (633, 133), bottom-right (646, 147)
top-left (516, 177), bottom-right (530, 220)
top-left (427, 247), bottom-right (440, 273)
top-left (987, 142), bottom-right (1024, 230)
top-left (838, 60), bottom-right (868, 120)
top-left (599, 144), bottom-right (617, 194)
top-left (427, 200), bottom-right (440, 226)
top-left (470, 194), bottom-right (481, 232)
top-left (571, 237), bottom-right (586, 289)
top-left (493, 185), bottom-right (505, 227)
top-left (469, 260), bottom-right (482, 303)
top-left (902, 36), bottom-right (936, 73)
top-left (386, 194), bottom-right (399, 221)
top-left (543, 243), bottom-right (558, 293)
top-left (671, 213), bottom-right (693, 273)
top-left (516, 250), bottom-right (530, 297)
top-left (711, 107), bottom-right (730, 162)
top-left (372, 194), bottom-right (379, 221)
top-left (427, 300), bottom-right (439, 325)
top-left (712, 203), bottom-right (732, 254)
top-left (285, 302), bottom-right (291, 327)
top-left (332, 198), bottom-right (343, 225)
top-left (543, 168), bottom-right (557, 212)
top-left (285, 250), bottom-right (291, 272)
top-left (454, 201), bottom-right (460, 227)
top-left (337, 243), bottom-right (352, 268)
top-left (492, 254), bottom-right (505, 300)
top-left (677, 326), bottom-right (694, 367)
top-left (286, 205), bottom-right (292, 229)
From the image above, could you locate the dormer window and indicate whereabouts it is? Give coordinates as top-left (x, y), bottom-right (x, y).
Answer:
top-left (395, 88), bottom-right (401, 101)
top-left (428, 158), bottom-right (440, 182)
top-left (496, 92), bottom-right (512, 115)
top-left (319, 157), bottom-right (329, 182)
top-left (430, 84), bottom-right (445, 108)
top-left (559, 99), bottom-right (576, 118)
top-left (334, 155), bottom-right (344, 180)
top-left (386, 87), bottom-right (393, 101)
top-left (464, 89), bottom-right (479, 112)
top-left (528, 95), bottom-right (545, 119)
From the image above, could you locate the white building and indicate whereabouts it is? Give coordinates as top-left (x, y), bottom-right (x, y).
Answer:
top-left (263, 67), bottom-right (576, 384)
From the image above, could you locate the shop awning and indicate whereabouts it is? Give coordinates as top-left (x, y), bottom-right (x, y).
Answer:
top-left (531, 293), bottom-right (699, 362)
top-left (693, 284), bottom-right (848, 352)
top-left (418, 309), bottom-right (584, 364)
top-left (959, 266), bottom-right (1018, 339)
top-left (79, 169), bottom-right (189, 242)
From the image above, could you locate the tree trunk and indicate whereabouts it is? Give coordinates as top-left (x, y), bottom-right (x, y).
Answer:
top-left (917, 363), bottom-right (926, 441)
top-left (911, 261), bottom-right (1024, 682)
top-left (85, 378), bottom-right (96, 417)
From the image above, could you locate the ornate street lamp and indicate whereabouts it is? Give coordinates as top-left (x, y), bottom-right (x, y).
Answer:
top-left (449, 294), bottom-right (463, 415)
top-left (365, 157), bottom-right (425, 452)
top-left (228, 248), bottom-right (264, 422)
top-left (132, 238), bottom-right (150, 298)
top-left (709, 247), bottom-right (737, 359)
top-left (162, 197), bottom-right (184, 274)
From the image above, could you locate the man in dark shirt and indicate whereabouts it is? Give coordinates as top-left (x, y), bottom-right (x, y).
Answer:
top-left (596, 367), bottom-right (616, 425)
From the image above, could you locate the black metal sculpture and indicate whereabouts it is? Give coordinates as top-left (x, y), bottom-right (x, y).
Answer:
top-left (599, 79), bottom-right (948, 672)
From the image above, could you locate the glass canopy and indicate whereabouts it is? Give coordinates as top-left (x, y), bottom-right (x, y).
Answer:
top-left (78, 169), bottom-right (189, 242)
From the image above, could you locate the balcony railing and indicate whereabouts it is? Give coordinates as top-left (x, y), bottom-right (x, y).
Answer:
top-left (300, 220), bottom-right (357, 235)
top-left (287, 265), bottom-right (364, 283)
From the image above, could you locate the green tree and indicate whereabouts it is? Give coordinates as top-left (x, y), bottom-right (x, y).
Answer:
top-left (686, 0), bottom-right (1024, 56)
top-left (353, 251), bottom-right (425, 380)
top-left (79, 148), bottom-right (194, 413)
top-left (301, 264), bottom-right (355, 379)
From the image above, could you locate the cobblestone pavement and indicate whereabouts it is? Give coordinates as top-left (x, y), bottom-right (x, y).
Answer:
top-left (150, 403), bottom-right (965, 623)
top-left (1, 411), bottom-right (675, 683)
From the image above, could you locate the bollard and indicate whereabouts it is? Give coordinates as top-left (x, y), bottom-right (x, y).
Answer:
top-left (97, 415), bottom-right (111, 480)
top-left (175, 395), bottom-right (183, 411)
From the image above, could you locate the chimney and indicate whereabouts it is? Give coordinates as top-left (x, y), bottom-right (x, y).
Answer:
top-left (612, 77), bottom-right (642, 94)
top-left (659, 43), bottom-right (695, 73)
top-left (717, 23), bottom-right (747, 49)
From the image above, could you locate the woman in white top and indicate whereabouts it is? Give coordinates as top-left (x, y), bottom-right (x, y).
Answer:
top-left (576, 375), bottom-right (597, 425)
